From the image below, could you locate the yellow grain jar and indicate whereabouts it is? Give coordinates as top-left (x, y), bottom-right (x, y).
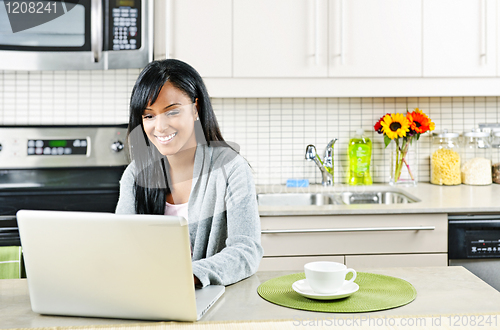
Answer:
top-left (431, 130), bottom-right (461, 185)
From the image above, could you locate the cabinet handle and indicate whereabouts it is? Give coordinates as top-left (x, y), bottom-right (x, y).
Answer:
top-left (91, 0), bottom-right (103, 63)
top-left (480, 0), bottom-right (487, 64)
top-left (314, 0), bottom-right (319, 65)
top-left (449, 220), bottom-right (500, 224)
top-left (0, 215), bottom-right (17, 221)
top-left (0, 228), bottom-right (18, 233)
top-left (340, 0), bottom-right (344, 65)
top-left (261, 226), bottom-right (436, 234)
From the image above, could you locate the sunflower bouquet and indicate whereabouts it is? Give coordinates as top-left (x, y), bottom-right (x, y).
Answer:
top-left (374, 108), bottom-right (435, 184)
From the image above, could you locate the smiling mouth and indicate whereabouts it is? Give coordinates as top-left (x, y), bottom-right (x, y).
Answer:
top-left (155, 132), bottom-right (177, 144)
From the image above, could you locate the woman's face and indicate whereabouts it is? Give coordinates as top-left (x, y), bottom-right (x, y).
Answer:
top-left (142, 81), bottom-right (198, 156)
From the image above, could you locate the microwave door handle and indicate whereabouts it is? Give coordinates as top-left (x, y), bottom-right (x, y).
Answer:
top-left (91, 0), bottom-right (103, 62)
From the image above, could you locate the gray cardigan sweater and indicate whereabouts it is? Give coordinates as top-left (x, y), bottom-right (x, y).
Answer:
top-left (115, 143), bottom-right (263, 288)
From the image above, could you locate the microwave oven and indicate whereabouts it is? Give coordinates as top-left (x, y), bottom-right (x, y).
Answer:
top-left (0, 0), bottom-right (153, 70)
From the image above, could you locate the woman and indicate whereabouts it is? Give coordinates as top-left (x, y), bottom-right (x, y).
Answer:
top-left (115, 59), bottom-right (263, 287)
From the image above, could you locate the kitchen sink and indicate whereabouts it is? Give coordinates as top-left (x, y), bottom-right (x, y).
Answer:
top-left (257, 193), bottom-right (343, 206)
top-left (257, 190), bottom-right (418, 206)
top-left (340, 191), bottom-right (417, 204)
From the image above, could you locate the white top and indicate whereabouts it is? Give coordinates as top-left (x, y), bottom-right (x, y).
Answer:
top-left (164, 201), bottom-right (189, 222)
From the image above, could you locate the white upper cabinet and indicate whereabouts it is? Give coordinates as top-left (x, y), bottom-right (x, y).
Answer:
top-left (233, 0), bottom-right (422, 78)
top-left (423, 0), bottom-right (497, 77)
top-left (233, 0), bottom-right (328, 77)
top-left (168, 0), bottom-right (232, 77)
top-left (498, 0), bottom-right (500, 77)
top-left (159, 0), bottom-right (500, 96)
top-left (328, 0), bottom-right (422, 77)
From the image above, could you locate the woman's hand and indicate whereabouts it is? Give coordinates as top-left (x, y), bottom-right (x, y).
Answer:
top-left (194, 275), bottom-right (201, 286)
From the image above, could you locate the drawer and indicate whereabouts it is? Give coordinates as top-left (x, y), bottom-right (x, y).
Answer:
top-left (258, 255), bottom-right (344, 272)
top-left (260, 213), bottom-right (447, 257)
top-left (345, 253), bottom-right (448, 269)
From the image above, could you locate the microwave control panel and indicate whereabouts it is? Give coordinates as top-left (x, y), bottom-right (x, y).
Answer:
top-left (110, 0), bottom-right (142, 51)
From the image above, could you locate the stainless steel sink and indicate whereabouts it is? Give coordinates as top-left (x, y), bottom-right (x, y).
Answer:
top-left (257, 193), bottom-right (343, 206)
top-left (340, 191), bottom-right (417, 204)
top-left (257, 190), bottom-right (418, 206)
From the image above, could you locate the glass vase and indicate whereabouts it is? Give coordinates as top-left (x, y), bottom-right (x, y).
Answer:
top-left (389, 139), bottom-right (418, 186)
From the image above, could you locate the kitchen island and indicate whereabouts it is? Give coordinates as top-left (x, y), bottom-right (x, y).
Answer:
top-left (2, 266), bottom-right (500, 329)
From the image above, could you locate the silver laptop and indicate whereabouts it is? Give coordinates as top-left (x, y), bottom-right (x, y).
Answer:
top-left (16, 210), bottom-right (224, 322)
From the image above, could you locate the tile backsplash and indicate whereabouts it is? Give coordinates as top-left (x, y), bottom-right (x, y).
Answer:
top-left (0, 70), bottom-right (139, 125)
top-left (1, 70), bottom-right (499, 185)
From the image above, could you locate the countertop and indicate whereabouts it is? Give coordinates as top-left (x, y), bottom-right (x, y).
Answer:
top-left (2, 267), bottom-right (500, 329)
top-left (256, 183), bottom-right (500, 216)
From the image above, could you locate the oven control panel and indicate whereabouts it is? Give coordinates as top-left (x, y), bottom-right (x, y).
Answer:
top-left (0, 126), bottom-right (129, 168)
top-left (27, 139), bottom-right (88, 156)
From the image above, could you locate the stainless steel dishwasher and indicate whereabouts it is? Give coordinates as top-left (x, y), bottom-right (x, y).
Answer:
top-left (448, 214), bottom-right (500, 291)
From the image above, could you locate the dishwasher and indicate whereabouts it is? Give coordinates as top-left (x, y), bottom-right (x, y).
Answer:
top-left (449, 214), bottom-right (500, 291)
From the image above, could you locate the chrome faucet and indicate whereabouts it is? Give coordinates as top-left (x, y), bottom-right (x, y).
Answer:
top-left (305, 139), bottom-right (337, 186)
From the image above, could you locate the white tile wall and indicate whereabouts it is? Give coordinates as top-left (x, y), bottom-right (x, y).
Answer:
top-left (214, 97), bottom-right (500, 185)
top-left (0, 70), bottom-right (139, 125)
top-left (1, 70), bottom-right (499, 185)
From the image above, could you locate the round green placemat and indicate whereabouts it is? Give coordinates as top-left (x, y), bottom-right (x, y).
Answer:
top-left (257, 272), bottom-right (417, 313)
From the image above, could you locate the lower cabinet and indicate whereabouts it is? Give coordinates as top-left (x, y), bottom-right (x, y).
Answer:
top-left (257, 213), bottom-right (448, 271)
top-left (259, 256), bottom-right (344, 272)
top-left (345, 253), bottom-right (448, 269)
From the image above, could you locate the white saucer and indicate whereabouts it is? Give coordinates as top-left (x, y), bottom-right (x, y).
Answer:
top-left (292, 279), bottom-right (359, 300)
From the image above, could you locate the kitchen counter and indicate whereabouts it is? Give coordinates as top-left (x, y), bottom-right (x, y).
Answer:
top-left (2, 266), bottom-right (500, 329)
top-left (256, 183), bottom-right (500, 216)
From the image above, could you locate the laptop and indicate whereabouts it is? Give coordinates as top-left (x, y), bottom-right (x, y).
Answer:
top-left (16, 210), bottom-right (224, 322)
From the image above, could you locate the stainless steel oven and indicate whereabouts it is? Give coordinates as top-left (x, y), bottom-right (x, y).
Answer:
top-left (0, 125), bottom-right (129, 246)
top-left (449, 214), bottom-right (500, 291)
top-left (0, 0), bottom-right (153, 70)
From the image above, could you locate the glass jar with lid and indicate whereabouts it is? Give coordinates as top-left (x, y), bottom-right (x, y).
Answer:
top-left (491, 127), bottom-right (500, 136)
top-left (492, 131), bottom-right (500, 184)
top-left (461, 130), bottom-right (492, 185)
top-left (430, 130), bottom-right (461, 185)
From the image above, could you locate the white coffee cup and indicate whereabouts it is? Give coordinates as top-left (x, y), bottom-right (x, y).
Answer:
top-left (304, 261), bottom-right (357, 294)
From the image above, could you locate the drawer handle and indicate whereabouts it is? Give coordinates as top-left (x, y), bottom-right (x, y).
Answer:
top-left (261, 226), bottom-right (435, 234)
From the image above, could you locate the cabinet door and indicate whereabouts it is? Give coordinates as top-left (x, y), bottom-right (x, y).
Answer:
top-left (345, 253), bottom-right (448, 269)
top-left (169, 0), bottom-right (232, 77)
top-left (259, 255), bottom-right (344, 272)
top-left (233, 0), bottom-right (328, 77)
top-left (423, 0), bottom-right (497, 77)
top-left (328, 0), bottom-right (422, 77)
top-left (498, 0), bottom-right (500, 76)
top-left (261, 214), bottom-right (447, 257)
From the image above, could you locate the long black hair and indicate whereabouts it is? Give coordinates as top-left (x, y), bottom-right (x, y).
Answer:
top-left (127, 59), bottom-right (226, 214)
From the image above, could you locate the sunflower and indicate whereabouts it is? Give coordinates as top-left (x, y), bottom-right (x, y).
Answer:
top-left (380, 113), bottom-right (410, 139)
top-left (407, 108), bottom-right (435, 134)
